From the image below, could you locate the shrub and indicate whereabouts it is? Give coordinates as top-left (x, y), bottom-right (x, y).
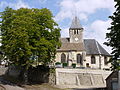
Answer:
top-left (72, 63), bottom-right (76, 68)
top-left (55, 62), bottom-right (61, 65)
top-left (62, 63), bottom-right (68, 68)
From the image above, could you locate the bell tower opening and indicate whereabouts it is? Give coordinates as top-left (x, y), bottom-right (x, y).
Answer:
top-left (69, 16), bottom-right (83, 43)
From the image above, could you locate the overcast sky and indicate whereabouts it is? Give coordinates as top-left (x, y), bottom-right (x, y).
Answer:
top-left (0, 0), bottom-right (116, 53)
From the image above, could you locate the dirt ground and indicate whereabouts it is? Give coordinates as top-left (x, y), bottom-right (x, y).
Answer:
top-left (24, 83), bottom-right (69, 90)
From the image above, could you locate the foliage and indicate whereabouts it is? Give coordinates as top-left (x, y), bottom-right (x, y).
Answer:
top-left (0, 7), bottom-right (61, 69)
top-left (49, 68), bottom-right (55, 73)
top-left (72, 63), bottom-right (76, 68)
top-left (0, 53), bottom-right (5, 64)
top-left (104, 0), bottom-right (120, 70)
top-left (62, 63), bottom-right (68, 67)
top-left (55, 62), bottom-right (61, 65)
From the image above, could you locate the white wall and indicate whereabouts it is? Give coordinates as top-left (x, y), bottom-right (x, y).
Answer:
top-left (55, 51), bottom-right (84, 64)
top-left (85, 55), bottom-right (111, 69)
top-left (85, 55), bottom-right (100, 69)
top-left (55, 51), bottom-right (111, 69)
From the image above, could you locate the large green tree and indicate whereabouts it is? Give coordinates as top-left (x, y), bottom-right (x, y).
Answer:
top-left (0, 7), bottom-right (61, 69)
top-left (105, 0), bottom-right (120, 70)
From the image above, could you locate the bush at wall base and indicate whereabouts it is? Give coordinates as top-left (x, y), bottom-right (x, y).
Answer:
top-left (62, 63), bottom-right (68, 68)
top-left (55, 62), bottom-right (61, 65)
top-left (55, 62), bottom-right (62, 68)
top-left (72, 63), bottom-right (76, 68)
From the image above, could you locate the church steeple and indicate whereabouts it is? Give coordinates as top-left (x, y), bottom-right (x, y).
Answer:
top-left (70, 16), bottom-right (83, 29)
top-left (69, 16), bottom-right (83, 43)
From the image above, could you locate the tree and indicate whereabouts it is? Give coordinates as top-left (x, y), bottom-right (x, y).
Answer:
top-left (0, 7), bottom-right (61, 69)
top-left (105, 0), bottom-right (120, 70)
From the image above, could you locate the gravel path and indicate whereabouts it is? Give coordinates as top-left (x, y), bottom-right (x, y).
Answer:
top-left (0, 84), bottom-right (24, 90)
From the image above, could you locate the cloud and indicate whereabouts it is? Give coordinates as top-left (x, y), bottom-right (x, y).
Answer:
top-left (84, 20), bottom-right (112, 52)
top-left (55, 0), bottom-right (115, 22)
top-left (0, 0), bottom-right (30, 10)
top-left (84, 20), bottom-right (110, 39)
top-left (38, 0), bottom-right (47, 4)
top-left (14, 0), bottom-right (30, 9)
top-left (61, 27), bottom-right (69, 37)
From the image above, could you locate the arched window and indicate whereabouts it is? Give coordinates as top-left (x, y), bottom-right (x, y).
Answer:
top-left (77, 54), bottom-right (82, 65)
top-left (104, 56), bottom-right (107, 65)
top-left (61, 53), bottom-right (66, 63)
top-left (91, 55), bottom-right (96, 64)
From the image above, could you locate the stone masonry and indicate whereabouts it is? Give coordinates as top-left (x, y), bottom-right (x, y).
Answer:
top-left (56, 68), bottom-right (112, 88)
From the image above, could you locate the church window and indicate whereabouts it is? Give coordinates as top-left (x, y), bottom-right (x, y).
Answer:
top-left (77, 54), bottom-right (82, 65)
top-left (104, 56), bottom-right (107, 65)
top-left (91, 55), bottom-right (96, 64)
top-left (61, 53), bottom-right (66, 63)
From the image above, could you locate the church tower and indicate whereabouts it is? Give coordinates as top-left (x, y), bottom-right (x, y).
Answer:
top-left (69, 16), bottom-right (83, 43)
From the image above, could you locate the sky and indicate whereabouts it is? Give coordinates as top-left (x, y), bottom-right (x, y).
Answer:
top-left (0, 0), bottom-right (116, 53)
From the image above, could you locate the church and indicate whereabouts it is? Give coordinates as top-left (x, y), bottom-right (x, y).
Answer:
top-left (55, 16), bottom-right (111, 70)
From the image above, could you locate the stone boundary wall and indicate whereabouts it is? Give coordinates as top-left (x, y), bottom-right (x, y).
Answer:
top-left (56, 68), bottom-right (112, 88)
top-left (6, 66), bottom-right (56, 85)
top-left (28, 66), bottom-right (56, 85)
top-left (118, 71), bottom-right (120, 90)
top-left (0, 67), bottom-right (8, 75)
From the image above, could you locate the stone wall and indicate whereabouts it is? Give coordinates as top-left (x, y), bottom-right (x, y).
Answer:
top-left (48, 72), bottom-right (56, 85)
top-left (28, 66), bottom-right (56, 84)
top-left (118, 70), bottom-right (120, 90)
top-left (56, 68), bottom-right (112, 88)
top-left (0, 67), bottom-right (8, 75)
top-left (106, 71), bottom-right (118, 90)
top-left (7, 66), bottom-right (21, 78)
top-left (6, 65), bottom-right (56, 84)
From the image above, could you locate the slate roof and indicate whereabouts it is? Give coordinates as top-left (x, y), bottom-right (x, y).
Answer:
top-left (57, 38), bottom-right (85, 51)
top-left (97, 41), bottom-right (110, 56)
top-left (84, 39), bottom-right (110, 56)
top-left (57, 38), bottom-right (110, 56)
top-left (60, 38), bottom-right (69, 43)
top-left (57, 43), bottom-right (85, 51)
top-left (70, 16), bottom-right (82, 29)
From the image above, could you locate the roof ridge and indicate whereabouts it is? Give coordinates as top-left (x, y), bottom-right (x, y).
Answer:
top-left (95, 40), bottom-right (101, 55)
top-left (84, 39), bottom-right (96, 40)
